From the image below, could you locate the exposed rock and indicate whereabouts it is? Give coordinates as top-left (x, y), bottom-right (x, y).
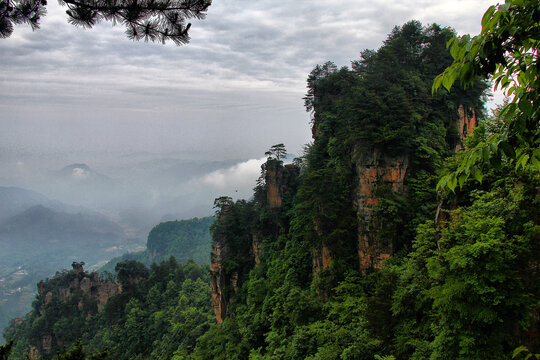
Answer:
top-left (353, 105), bottom-right (477, 271)
top-left (42, 334), bottom-right (52, 354)
top-left (97, 280), bottom-right (122, 312)
top-left (44, 291), bottom-right (52, 306)
top-left (251, 235), bottom-right (263, 265)
top-left (71, 261), bottom-right (85, 275)
top-left (454, 105), bottom-right (477, 151)
top-left (313, 244), bottom-right (332, 272)
top-left (209, 221), bottom-right (242, 323)
top-left (210, 159), bottom-right (299, 323)
top-left (31, 262), bottom-right (121, 356)
top-left (265, 159), bottom-right (284, 208)
top-left (210, 206), bottom-right (231, 324)
top-left (354, 147), bottom-right (408, 271)
top-left (80, 277), bottom-right (92, 295)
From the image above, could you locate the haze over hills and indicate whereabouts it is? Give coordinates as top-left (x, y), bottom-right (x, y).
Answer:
top-left (0, 154), bottom-right (275, 333)
top-left (0, 205), bottom-right (124, 249)
top-left (0, 186), bottom-right (79, 222)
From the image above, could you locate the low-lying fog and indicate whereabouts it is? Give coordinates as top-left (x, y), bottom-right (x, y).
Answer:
top-left (0, 150), bottom-right (280, 238)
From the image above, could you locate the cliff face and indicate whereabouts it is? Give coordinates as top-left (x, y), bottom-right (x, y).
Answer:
top-left (352, 105), bottom-right (476, 271)
top-left (265, 160), bottom-right (283, 208)
top-left (209, 207), bottom-right (232, 324)
top-left (37, 262), bottom-right (120, 315)
top-left (210, 159), bottom-right (299, 323)
top-left (33, 262), bottom-right (121, 355)
top-left (354, 148), bottom-right (408, 271)
top-left (454, 105), bottom-right (477, 151)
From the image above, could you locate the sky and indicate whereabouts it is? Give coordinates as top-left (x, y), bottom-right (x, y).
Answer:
top-left (0, 0), bottom-right (501, 212)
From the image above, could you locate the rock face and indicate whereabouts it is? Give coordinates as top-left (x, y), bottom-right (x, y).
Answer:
top-left (37, 263), bottom-right (120, 317)
top-left (454, 105), bottom-right (477, 151)
top-left (265, 160), bottom-right (284, 208)
top-left (209, 210), bottom-right (232, 324)
top-left (210, 159), bottom-right (299, 323)
top-left (313, 244), bottom-right (332, 273)
top-left (34, 262), bottom-right (121, 354)
top-left (251, 234), bottom-right (263, 265)
top-left (354, 148), bottom-right (408, 271)
top-left (352, 105), bottom-right (475, 271)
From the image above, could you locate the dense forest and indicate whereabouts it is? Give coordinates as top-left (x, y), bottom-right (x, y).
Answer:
top-left (2, 3), bottom-right (539, 359)
top-left (100, 216), bottom-right (214, 274)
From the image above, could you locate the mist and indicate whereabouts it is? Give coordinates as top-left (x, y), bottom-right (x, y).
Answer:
top-left (0, 149), bottom-right (278, 239)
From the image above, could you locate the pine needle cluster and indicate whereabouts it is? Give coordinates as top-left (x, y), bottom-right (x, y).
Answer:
top-left (0, 0), bottom-right (211, 44)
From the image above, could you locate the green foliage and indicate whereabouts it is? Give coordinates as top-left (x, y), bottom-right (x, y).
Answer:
top-left (392, 167), bottom-right (540, 359)
top-left (100, 216), bottom-right (214, 274)
top-left (428, 181), bottom-right (539, 359)
top-left (435, 0), bottom-right (540, 191)
top-left (147, 217), bottom-right (215, 264)
top-left (4, 14), bottom-right (538, 360)
top-left (53, 339), bottom-right (108, 360)
top-left (264, 144), bottom-right (287, 162)
top-left (191, 20), bottom-right (492, 360)
top-left (0, 341), bottom-right (13, 360)
top-left (513, 346), bottom-right (540, 360)
top-left (4, 259), bottom-right (212, 360)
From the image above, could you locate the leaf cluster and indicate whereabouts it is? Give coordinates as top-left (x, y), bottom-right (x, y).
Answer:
top-left (435, 0), bottom-right (540, 192)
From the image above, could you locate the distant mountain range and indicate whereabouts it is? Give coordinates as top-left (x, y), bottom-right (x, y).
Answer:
top-left (56, 163), bottom-right (115, 185)
top-left (0, 204), bottom-right (124, 248)
top-left (0, 185), bottom-right (139, 333)
top-left (0, 186), bottom-right (57, 222)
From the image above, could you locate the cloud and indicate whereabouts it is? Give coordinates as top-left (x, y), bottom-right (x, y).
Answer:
top-left (0, 0), bottom-right (500, 161)
top-left (196, 157), bottom-right (265, 198)
top-left (71, 167), bottom-right (90, 180)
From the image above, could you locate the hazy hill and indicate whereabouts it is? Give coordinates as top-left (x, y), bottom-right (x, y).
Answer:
top-left (0, 205), bottom-right (124, 248)
top-left (56, 163), bottom-right (115, 184)
top-left (0, 186), bottom-right (54, 222)
top-left (100, 216), bottom-right (214, 274)
top-left (0, 204), bottom-right (135, 333)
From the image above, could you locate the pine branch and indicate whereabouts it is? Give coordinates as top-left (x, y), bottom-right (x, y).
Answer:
top-left (0, 0), bottom-right (210, 44)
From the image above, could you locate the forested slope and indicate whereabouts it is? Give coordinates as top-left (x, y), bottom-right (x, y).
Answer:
top-left (2, 16), bottom-right (539, 360)
top-left (100, 216), bottom-right (214, 274)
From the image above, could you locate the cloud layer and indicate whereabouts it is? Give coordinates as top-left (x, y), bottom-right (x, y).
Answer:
top-left (0, 0), bottom-right (499, 162)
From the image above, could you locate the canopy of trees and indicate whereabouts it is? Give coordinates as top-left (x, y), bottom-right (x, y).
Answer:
top-left (2, 5), bottom-right (539, 359)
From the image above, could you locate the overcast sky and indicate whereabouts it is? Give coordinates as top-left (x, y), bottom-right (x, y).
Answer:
top-left (1, 0), bottom-right (499, 168)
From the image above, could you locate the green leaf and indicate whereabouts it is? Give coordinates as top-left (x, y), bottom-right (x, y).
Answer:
top-left (448, 173), bottom-right (458, 192)
top-left (481, 6), bottom-right (496, 32)
top-left (436, 174), bottom-right (450, 191)
top-left (460, 62), bottom-right (474, 85)
top-left (432, 74), bottom-right (443, 93)
top-left (458, 172), bottom-right (469, 189)
top-left (513, 345), bottom-right (529, 359)
top-left (518, 98), bottom-right (533, 117)
top-left (518, 70), bottom-right (529, 85)
top-left (499, 141), bottom-right (516, 159)
top-left (472, 167), bottom-right (483, 183)
top-left (516, 153), bottom-right (530, 170)
top-left (482, 145), bottom-right (490, 161)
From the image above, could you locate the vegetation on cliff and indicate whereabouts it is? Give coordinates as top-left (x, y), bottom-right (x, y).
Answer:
top-left (3, 4), bottom-right (539, 359)
top-left (4, 259), bottom-right (212, 359)
top-left (100, 216), bottom-right (214, 274)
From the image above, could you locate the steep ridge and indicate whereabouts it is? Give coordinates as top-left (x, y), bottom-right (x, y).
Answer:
top-left (210, 159), bottom-right (300, 323)
top-left (29, 263), bottom-right (120, 357)
top-left (4, 20), bottom-right (538, 360)
top-left (208, 20), bottom-right (488, 326)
